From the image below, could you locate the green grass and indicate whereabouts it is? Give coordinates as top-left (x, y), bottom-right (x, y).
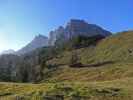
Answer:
top-left (0, 78), bottom-right (133, 100)
top-left (45, 62), bottom-right (133, 83)
top-left (94, 31), bottom-right (133, 63)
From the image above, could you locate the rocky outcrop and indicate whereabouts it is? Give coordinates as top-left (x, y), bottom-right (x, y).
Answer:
top-left (48, 19), bottom-right (111, 45)
top-left (48, 26), bottom-right (65, 46)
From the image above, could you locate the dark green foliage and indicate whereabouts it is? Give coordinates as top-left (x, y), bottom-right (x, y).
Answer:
top-left (70, 51), bottom-right (79, 65)
top-left (70, 35), bottom-right (104, 49)
top-left (69, 50), bottom-right (83, 67)
top-left (55, 35), bottom-right (104, 51)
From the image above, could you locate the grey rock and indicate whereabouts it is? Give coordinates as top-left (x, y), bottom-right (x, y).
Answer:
top-left (48, 19), bottom-right (111, 45)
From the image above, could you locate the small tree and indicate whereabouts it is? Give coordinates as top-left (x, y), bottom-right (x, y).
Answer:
top-left (69, 50), bottom-right (81, 67)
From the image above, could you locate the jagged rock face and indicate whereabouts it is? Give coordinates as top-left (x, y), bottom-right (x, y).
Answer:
top-left (17, 35), bottom-right (48, 55)
top-left (48, 26), bottom-right (65, 46)
top-left (48, 19), bottom-right (111, 45)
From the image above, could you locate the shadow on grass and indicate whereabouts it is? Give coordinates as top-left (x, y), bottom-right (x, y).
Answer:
top-left (69, 61), bottom-right (116, 68)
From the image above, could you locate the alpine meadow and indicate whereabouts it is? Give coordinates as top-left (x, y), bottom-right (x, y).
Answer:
top-left (0, 0), bottom-right (132, 100)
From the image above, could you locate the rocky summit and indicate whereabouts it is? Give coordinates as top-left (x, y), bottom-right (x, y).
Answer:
top-left (48, 19), bottom-right (111, 45)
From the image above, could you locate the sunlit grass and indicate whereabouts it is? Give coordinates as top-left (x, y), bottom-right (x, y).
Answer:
top-left (0, 77), bottom-right (133, 100)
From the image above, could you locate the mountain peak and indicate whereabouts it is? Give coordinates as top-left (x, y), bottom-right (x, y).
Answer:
top-left (69, 19), bottom-right (86, 24)
top-left (17, 34), bottom-right (48, 55)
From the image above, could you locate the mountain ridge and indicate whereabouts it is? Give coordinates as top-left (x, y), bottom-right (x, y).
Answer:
top-left (49, 19), bottom-right (112, 45)
top-left (7, 19), bottom-right (111, 55)
top-left (16, 34), bottom-right (49, 55)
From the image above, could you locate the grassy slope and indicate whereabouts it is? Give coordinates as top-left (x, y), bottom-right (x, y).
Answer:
top-left (46, 62), bottom-right (133, 82)
top-left (48, 31), bottom-right (133, 65)
top-left (1, 31), bottom-right (133, 100)
top-left (46, 31), bottom-right (133, 82)
top-left (95, 30), bottom-right (133, 62)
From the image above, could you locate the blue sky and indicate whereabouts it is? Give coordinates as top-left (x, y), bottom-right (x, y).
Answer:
top-left (0, 0), bottom-right (132, 52)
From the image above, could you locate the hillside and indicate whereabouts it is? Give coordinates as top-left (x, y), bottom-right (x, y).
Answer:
top-left (0, 31), bottom-right (133, 100)
top-left (0, 0), bottom-right (131, 99)
top-left (45, 31), bottom-right (133, 82)
top-left (48, 31), bottom-right (133, 65)
top-left (94, 30), bottom-right (133, 63)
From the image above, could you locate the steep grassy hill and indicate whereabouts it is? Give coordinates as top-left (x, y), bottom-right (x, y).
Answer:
top-left (48, 30), bottom-right (133, 65)
top-left (45, 31), bottom-right (133, 83)
top-left (95, 30), bottom-right (133, 63)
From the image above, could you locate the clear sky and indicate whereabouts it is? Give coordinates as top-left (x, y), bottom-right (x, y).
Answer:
top-left (0, 0), bottom-right (132, 52)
